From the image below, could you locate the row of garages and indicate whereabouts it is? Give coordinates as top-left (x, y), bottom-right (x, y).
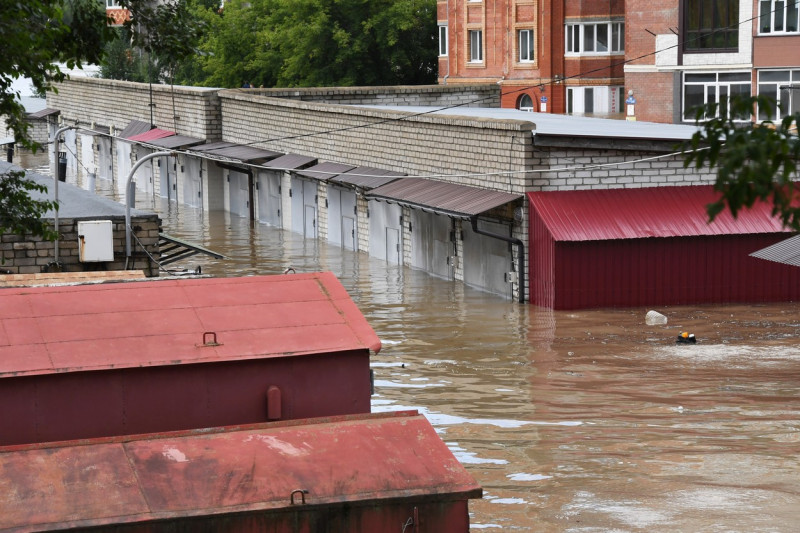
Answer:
top-left (56, 119), bottom-right (525, 300)
top-left (44, 79), bottom-right (800, 309)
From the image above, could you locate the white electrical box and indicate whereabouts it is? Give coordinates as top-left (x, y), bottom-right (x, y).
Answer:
top-left (77, 220), bottom-right (114, 262)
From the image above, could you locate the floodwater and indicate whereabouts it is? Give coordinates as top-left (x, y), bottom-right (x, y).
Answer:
top-left (22, 154), bottom-right (800, 531)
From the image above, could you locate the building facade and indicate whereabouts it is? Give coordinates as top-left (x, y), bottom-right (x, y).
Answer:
top-left (441, 1), bottom-right (800, 125)
top-left (438, 0), bottom-right (626, 117)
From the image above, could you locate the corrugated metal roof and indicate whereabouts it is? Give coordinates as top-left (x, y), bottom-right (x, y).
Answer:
top-left (196, 143), bottom-right (282, 163)
top-left (188, 141), bottom-right (237, 152)
top-left (0, 411), bottom-right (480, 531)
top-left (331, 166), bottom-right (405, 190)
top-left (528, 186), bottom-right (791, 242)
top-left (0, 272), bottom-right (381, 378)
top-left (295, 162), bottom-right (356, 181)
top-left (367, 177), bottom-right (522, 218)
top-left (147, 134), bottom-right (205, 149)
top-left (127, 128), bottom-right (175, 142)
top-left (262, 153), bottom-right (318, 170)
top-left (28, 107), bottom-right (60, 119)
top-left (118, 120), bottom-right (153, 139)
top-left (750, 234), bottom-right (800, 267)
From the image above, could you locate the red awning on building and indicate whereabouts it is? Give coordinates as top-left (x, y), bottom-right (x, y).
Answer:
top-left (528, 185), bottom-right (790, 242)
top-left (127, 128), bottom-right (175, 143)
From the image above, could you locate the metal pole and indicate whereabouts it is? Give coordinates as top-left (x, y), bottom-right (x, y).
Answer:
top-left (126, 151), bottom-right (174, 258)
top-left (51, 125), bottom-right (75, 267)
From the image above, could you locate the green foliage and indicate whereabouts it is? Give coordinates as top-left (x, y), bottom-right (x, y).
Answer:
top-left (181, 0), bottom-right (438, 88)
top-left (0, 170), bottom-right (59, 246)
top-left (0, 0), bottom-right (111, 151)
top-left (684, 95), bottom-right (800, 230)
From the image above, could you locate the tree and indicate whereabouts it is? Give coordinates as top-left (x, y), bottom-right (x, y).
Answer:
top-left (1, 0), bottom-right (204, 240)
top-left (180, 0), bottom-right (438, 89)
top-left (0, 170), bottom-right (59, 263)
top-left (684, 95), bottom-right (800, 231)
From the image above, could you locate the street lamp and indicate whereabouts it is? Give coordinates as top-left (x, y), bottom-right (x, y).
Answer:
top-left (125, 150), bottom-right (175, 260)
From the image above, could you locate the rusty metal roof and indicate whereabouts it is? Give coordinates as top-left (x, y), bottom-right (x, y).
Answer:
top-left (193, 143), bottom-right (282, 163)
top-left (294, 162), bottom-right (355, 181)
top-left (262, 153), bottom-right (318, 171)
top-left (528, 186), bottom-right (792, 242)
top-left (0, 411), bottom-right (481, 531)
top-left (127, 128), bottom-right (175, 142)
top-left (367, 177), bottom-right (522, 218)
top-left (146, 134), bottom-right (205, 149)
top-left (28, 107), bottom-right (60, 119)
top-left (0, 272), bottom-right (381, 378)
top-left (118, 120), bottom-right (153, 139)
top-left (331, 166), bottom-right (405, 190)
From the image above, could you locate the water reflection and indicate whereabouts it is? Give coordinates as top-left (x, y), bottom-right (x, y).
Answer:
top-left (20, 153), bottom-right (800, 531)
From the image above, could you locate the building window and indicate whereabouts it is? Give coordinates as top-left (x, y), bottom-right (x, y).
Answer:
top-left (758, 69), bottom-right (800, 120)
top-left (759, 0), bottom-right (800, 33)
top-left (106, 0), bottom-right (121, 7)
top-left (567, 86), bottom-right (623, 115)
top-left (439, 24), bottom-right (448, 56)
top-left (518, 94), bottom-right (534, 111)
top-left (469, 30), bottom-right (483, 62)
top-left (518, 29), bottom-right (535, 62)
top-left (684, 0), bottom-right (739, 51)
top-left (565, 22), bottom-right (624, 55)
top-left (683, 72), bottom-right (751, 121)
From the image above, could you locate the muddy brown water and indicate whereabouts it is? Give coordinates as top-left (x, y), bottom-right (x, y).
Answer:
top-left (24, 157), bottom-right (800, 531)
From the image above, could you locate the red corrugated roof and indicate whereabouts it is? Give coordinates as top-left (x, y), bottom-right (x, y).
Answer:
top-left (0, 272), bottom-right (381, 378)
top-left (0, 411), bottom-right (481, 531)
top-left (127, 128), bottom-right (175, 142)
top-left (528, 185), bottom-right (792, 241)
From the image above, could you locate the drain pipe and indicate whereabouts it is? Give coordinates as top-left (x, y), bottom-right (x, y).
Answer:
top-left (470, 216), bottom-right (526, 303)
top-left (126, 150), bottom-right (175, 259)
top-left (51, 125), bottom-right (75, 268)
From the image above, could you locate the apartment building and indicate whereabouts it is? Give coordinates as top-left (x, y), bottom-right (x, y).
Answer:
top-left (440, 1), bottom-right (800, 124)
top-left (437, 0), bottom-right (626, 117)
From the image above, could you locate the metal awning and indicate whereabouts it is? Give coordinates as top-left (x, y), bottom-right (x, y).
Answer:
top-left (367, 177), bottom-right (522, 218)
top-left (294, 162), bottom-right (355, 182)
top-left (127, 128), bottom-right (175, 142)
top-left (262, 153), bottom-right (317, 170)
top-left (118, 120), bottom-right (153, 139)
top-left (147, 134), bottom-right (205, 149)
top-left (750, 234), bottom-right (800, 267)
top-left (330, 166), bottom-right (405, 190)
top-left (28, 107), bottom-right (60, 119)
top-left (158, 233), bottom-right (225, 266)
top-left (192, 143), bottom-right (281, 163)
top-left (528, 186), bottom-right (791, 242)
top-left (81, 125), bottom-right (111, 137)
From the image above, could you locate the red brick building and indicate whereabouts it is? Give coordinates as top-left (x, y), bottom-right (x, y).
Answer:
top-left (438, 0), bottom-right (626, 117)
top-left (441, 1), bottom-right (800, 125)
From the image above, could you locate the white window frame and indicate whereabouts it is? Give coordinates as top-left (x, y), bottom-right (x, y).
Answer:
top-left (758, 0), bottom-right (800, 34)
top-left (682, 71), bottom-right (752, 122)
top-left (518, 29), bottom-right (535, 62)
top-left (469, 30), bottom-right (483, 63)
top-left (565, 21), bottom-right (624, 55)
top-left (518, 94), bottom-right (535, 112)
top-left (106, 0), bottom-right (122, 7)
top-left (757, 69), bottom-right (800, 121)
top-left (439, 24), bottom-right (448, 57)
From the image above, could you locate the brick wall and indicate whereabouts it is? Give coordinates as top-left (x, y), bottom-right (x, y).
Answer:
top-left (0, 216), bottom-right (161, 276)
top-left (249, 85), bottom-right (501, 108)
top-left (528, 145), bottom-right (716, 190)
top-left (49, 77), bottom-right (222, 140)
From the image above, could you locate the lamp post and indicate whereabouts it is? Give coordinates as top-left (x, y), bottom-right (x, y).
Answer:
top-left (51, 125), bottom-right (75, 268)
top-left (125, 150), bottom-right (175, 259)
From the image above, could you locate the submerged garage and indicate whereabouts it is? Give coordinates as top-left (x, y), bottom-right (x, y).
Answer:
top-left (528, 186), bottom-right (800, 309)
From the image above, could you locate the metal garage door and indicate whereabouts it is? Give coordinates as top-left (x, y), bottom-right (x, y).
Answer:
top-left (410, 210), bottom-right (453, 280)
